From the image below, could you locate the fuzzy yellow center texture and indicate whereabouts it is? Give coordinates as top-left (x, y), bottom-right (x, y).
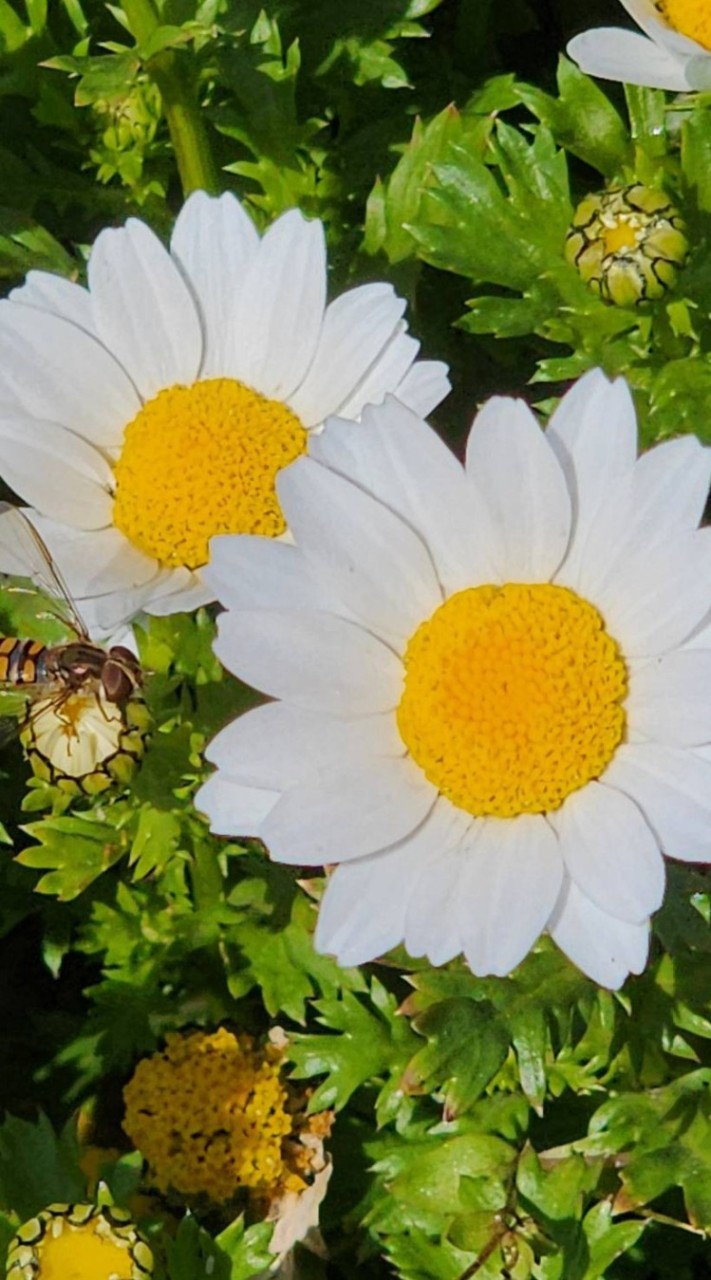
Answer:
top-left (122, 1028), bottom-right (293, 1204)
top-left (24, 1220), bottom-right (135, 1280)
top-left (113, 379), bottom-right (308, 570)
top-left (660, 0), bottom-right (711, 49)
top-left (397, 583), bottom-right (628, 818)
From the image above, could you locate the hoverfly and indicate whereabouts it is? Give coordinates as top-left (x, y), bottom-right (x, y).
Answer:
top-left (0, 502), bottom-right (146, 790)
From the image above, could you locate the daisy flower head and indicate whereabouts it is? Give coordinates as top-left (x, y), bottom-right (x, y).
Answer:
top-left (197, 370), bottom-right (711, 990)
top-left (0, 192), bottom-right (449, 638)
top-left (568, 0), bottom-right (711, 91)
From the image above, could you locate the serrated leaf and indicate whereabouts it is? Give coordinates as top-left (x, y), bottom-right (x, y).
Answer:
top-left (407, 998), bottom-right (509, 1117)
top-left (516, 56), bottom-right (631, 176)
top-left (17, 814), bottom-right (128, 900)
top-left (289, 980), bottom-right (417, 1111)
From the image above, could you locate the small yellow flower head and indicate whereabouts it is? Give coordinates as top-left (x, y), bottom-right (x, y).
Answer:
top-left (122, 1029), bottom-right (296, 1205)
top-left (566, 184), bottom-right (688, 306)
top-left (5, 1203), bottom-right (153, 1280)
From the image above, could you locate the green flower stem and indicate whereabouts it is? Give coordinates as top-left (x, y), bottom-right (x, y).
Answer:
top-left (121, 0), bottom-right (219, 197)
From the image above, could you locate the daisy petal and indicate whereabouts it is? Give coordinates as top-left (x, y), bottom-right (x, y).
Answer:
top-left (287, 284), bottom-right (407, 426)
top-left (233, 210), bottom-right (326, 401)
top-left (0, 415), bottom-right (113, 530)
top-left (549, 875), bottom-right (649, 988)
top-left (567, 435), bottom-right (711, 599)
top-left (393, 360), bottom-right (452, 418)
top-left (627, 650), bottom-right (711, 746)
top-left (404, 800), bottom-right (479, 962)
top-left (458, 815), bottom-right (563, 977)
top-left (213, 608), bottom-right (403, 714)
top-left (550, 782), bottom-right (664, 924)
top-left (170, 191), bottom-right (259, 378)
top-left (261, 755), bottom-right (436, 864)
top-left (603, 742), bottom-right (711, 861)
top-left (88, 217), bottom-right (203, 398)
top-left (206, 535), bottom-right (341, 615)
top-left (27, 516), bottom-right (157, 601)
top-left (335, 328), bottom-right (420, 421)
top-left (547, 371), bottom-right (637, 580)
top-left (277, 457), bottom-right (442, 644)
top-left (10, 270), bottom-right (95, 333)
top-left (567, 29), bottom-right (693, 91)
top-left (142, 575), bottom-right (213, 616)
top-left (206, 702), bottom-right (402, 788)
top-left (0, 302), bottom-right (140, 450)
top-left (316, 845), bottom-right (416, 967)
top-left (195, 773), bottom-right (280, 837)
top-left (592, 529), bottom-right (711, 657)
top-left (465, 397), bottom-right (571, 582)
top-left (310, 397), bottom-right (491, 591)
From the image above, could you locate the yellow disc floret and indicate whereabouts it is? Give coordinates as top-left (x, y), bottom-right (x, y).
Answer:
top-left (659, 0), bottom-right (711, 50)
top-left (6, 1204), bottom-right (153, 1280)
top-left (113, 379), bottom-right (308, 570)
top-left (397, 583), bottom-right (627, 819)
top-left (122, 1028), bottom-right (294, 1204)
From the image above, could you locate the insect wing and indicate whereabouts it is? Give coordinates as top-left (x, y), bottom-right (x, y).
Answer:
top-left (0, 503), bottom-right (89, 639)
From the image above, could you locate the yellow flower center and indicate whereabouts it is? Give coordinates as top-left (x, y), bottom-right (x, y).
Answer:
top-left (29, 1224), bottom-right (135, 1280)
top-left (659, 0), bottom-right (711, 50)
top-left (122, 1028), bottom-right (293, 1204)
top-left (396, 583), bottom-right (627, 819)
top-left (6, 1206), bottom-right (152, 1280)
top-left (113, 379), bottom-right (308, 570)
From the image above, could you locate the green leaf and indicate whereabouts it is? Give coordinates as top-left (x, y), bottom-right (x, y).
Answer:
top-left (233, 891), bottom-right (350, 1023)
top-left (0, 209), bottom-right (76, 280)
top-left (0, 1114), bottom-right (84, 1220)
top-left (17, 814), bottom-right (128, 900)
top-left (410, 122), bottom-right (571, 290)
top-left (364, 104), bottom-right (489, 263)
top-left (407, 998), bottom-right (509, 1116)
top-left (516, 55), bottom-right (631, 177)
top-left (289, 979), bottom-right (418, 1111)
top-left (213, 1217), bottom-right (275, 1279)
top-left (129, 804), bottom-right (182, 880)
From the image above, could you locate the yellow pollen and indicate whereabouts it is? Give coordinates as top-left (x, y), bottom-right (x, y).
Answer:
top-left (601, 222), bottom-right (640, 255)
top-left (113, 379), bottom-right (308, 570)
top-left (659, 0), bottom-right (711, 50)
top-left (122, 1028), bottom-right (293, 1204)
top-left (397, 583), bottom-right (627, 819)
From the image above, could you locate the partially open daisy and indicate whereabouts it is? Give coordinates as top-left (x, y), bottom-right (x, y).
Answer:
top-left (0, 192), bottom-right (448, 637)
top-left (568, 0), bottom-right (711, 91)
top-left (197, 371), bottom-right (711, 989)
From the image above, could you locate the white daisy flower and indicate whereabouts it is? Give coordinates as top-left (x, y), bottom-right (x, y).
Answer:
top-left (196, 369), bottom-right (711, 990)
top-left (568, 0), bottom-right (711, 91)
top-left (0, 192), bottom-right (449, 637)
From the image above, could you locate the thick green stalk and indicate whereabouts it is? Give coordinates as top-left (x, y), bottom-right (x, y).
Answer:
top-left (121, 0), bottom-right (220, 197)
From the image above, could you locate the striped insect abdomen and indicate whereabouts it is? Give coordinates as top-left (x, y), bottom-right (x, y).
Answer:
top-left (0, 637), bottom-right (51, 686)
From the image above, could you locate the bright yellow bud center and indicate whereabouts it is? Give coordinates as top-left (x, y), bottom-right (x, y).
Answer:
top-left (113, 378), bottom-right (308, 570)
top-left (6, 1206), bottom-right (152, 1280)
top-left (28, 1223), bottom-right (135, 1280)
top-left (122, 1028), bottom-right (293, 1205)
top-left (660, 0), bottom-right (711, 50)
top-left (397, 583), bottom-right (627, 819)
